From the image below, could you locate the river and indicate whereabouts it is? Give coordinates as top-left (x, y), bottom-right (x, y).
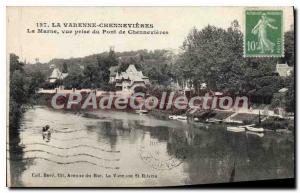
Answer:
top-left (8, 106), bottom-right (294, 187)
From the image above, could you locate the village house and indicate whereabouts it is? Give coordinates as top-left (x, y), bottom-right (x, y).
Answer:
top-left (275, 63), bottom-right (294, 77)
top-left (109, 64), bottom-right (150, 93)
top-left (48, 64), bottom-right (68, 83)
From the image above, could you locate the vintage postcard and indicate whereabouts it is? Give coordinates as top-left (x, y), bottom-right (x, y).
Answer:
top-left (7, 7), bottom-right (295, 187)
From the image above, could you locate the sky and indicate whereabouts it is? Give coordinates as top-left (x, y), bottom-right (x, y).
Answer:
top-left (7, 7), bottom-right (294, 63)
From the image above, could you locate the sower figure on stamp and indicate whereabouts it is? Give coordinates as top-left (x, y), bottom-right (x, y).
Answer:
top-left (251, 13), bottom-right (278, 54)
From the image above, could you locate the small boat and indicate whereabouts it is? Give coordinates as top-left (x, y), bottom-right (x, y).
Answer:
top-left (245, 126), bottom-right (264, 133)
top-left (246, 131), bottom-right (264, 137)
top-left (177, 115), bottom-right (187, 121)
top-left (194, 117), bottom-right (199, 122)
top-left (227, 126), bottom-right (245, 132)
top-left (135, 109), bottom-right (148, 115)
top-left (206, 118), bottom-right (222, 123)
top-left (239, 124), bottom-right (254, 128)
top-left (169, 115), bottom-right (178, 120)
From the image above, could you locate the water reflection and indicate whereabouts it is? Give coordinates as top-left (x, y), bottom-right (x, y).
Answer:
top-left (8, 106), bottom-right (294, 187)
top-left (8, 126), bottom-right (34, 187)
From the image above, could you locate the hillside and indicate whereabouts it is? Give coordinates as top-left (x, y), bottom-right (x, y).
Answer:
top-left (23, 49), bottom-right (180, 85)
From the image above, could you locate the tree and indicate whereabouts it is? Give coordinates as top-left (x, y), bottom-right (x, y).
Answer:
top-left (9, 54), bottom-right (28, 133)
top-left (107, 47), bottom-right (118, 67)
top-left (285, 70), bottom-right (294, 112)
top-left (146, 64), bottom-right (171, 86)
top-left (82, 62), bottom-right (100, 88)
top-left (216, 20), bottom-right (244, 93)
top-left (27, 71), bottom-right (46, 99)
top-left (176, 20), bottom-right (291, 106)
top-left (62, 62), bottom-right (68, 73)
top-left (79, 54), bottom-right (112, 89)
top-left (180, 23), bottom-right (245, 91)
top-left (10, 53), bottom-right (24, 73)
top-left (282, 25), bottom-right (294, 66)
top-left (97, 56), bottom-right (110, 88)
top-left (64, 65), bottom-right (84, 89)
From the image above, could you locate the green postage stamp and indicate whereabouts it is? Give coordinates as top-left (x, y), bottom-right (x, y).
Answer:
top-left (244, 10), bottom-right (283, 57)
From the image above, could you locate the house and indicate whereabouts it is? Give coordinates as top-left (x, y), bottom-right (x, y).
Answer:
top-left (275, 63), bottom-right (294, 77)
top-left (48, 65), bottom-right (68, 83)
top-left (109, 64), bottom-right (150, 93)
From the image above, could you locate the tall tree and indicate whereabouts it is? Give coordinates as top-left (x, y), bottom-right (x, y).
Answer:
top-left (177, 20), bottom-right (291, 105)
top-left (180, 23), bottom-right (245, 92)
top-left (9, 54), bottom-right (28, 132)
top-left (283, 25), bottom-right (295, 66)
top-left (107, 47), bottom-right (118, 67)
top-left (62, 62), bottom-right (68, 73)
top-left (97, 56), bottom-right (110, 88)
top-left (82, 62), bottom-right (99, 88)
top-left (285, 70), bottom-right (294, 112)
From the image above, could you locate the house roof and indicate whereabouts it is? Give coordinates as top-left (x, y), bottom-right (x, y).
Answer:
top-left (113, 64), bottom-right (149, 85)
top-left (49, 68), bottom-right (68, 82)
top-left (49, 68), bottom-right (62, 79)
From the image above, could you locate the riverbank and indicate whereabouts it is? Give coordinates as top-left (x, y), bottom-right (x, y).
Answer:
top-left (35, 93), bottom-right (294, 133)
top-left (149, 109), bottom-right (294, 133)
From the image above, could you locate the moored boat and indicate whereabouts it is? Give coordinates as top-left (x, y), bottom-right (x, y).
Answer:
top-left (177, 115), bottom-right (187, 121)
top-left (227, 126), bottom-right (245, 132)
top-left (206, 118), bottom-right (222, 123)
top-left (194, 117), bottom-right (199, 122)
top-left (246, 131), bottom-right (264, 137)
top-left (245, 126), bottom-right (264, 133)
top-left (169, 115), bottom-right (178, 120)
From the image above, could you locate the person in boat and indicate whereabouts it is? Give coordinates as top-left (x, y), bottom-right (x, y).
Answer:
top-left (42, 125), bottom-right (51, 142)
top-left (42, 125), bottom-right (50, 132)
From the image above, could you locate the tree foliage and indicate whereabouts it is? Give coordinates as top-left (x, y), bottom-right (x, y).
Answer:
top-left (25, 21), bottom-right (294, 110)
top-left (9, 53), bottom-right (47, 133)
top-left (285, 70), bottom-right (295, 112)
top-left (9, 54), bottom-right (29, 132)
top-left (62, 62), bottom-right (68, 73)
top-left (175, 20), bottom-right (294, 107)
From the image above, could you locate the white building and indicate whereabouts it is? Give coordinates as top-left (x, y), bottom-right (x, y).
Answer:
top-left (109, 64), bottom-right (150, 93)
top-left (276, 63), bottom-right (294, 77)
top-left (48, 67), bottom-right (68, 83)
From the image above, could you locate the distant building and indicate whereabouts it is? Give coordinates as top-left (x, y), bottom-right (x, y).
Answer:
top-left (49, 64), bottom-right (56, 69)
top-left (48, 66), bottom-right (68, 83)
top-left (275, 63), bottom-right (293, 77)
top-left (109, 64), bottom-right (150, 93)
top-left (109, 66), bottom-right (119, 83)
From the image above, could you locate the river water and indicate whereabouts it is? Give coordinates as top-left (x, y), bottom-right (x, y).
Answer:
top-left (8, 106), bottom-right (294, 187)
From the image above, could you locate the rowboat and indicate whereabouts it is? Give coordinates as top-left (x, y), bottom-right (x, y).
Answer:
top-left (177, 115), bottom-right (187, 121)
top-left (169, 115), bottom-right (187, 121)
top-left (206, 118), bottom-right (222, 123)
top-left (245, 126), bottom-right (264, 133)
top-left (169, 115), bottom-right (177, 120)
top-left (246, 131), bottom-right (264, 137)
top-left (227, 126), bottom-right (245, 132)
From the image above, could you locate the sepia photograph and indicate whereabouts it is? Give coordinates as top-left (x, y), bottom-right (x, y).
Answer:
top-left (6, 6), bottom-right (295, 187)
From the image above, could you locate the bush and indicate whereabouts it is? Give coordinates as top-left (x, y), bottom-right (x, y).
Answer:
top-left (260, 117), bottom-right (290, 130)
